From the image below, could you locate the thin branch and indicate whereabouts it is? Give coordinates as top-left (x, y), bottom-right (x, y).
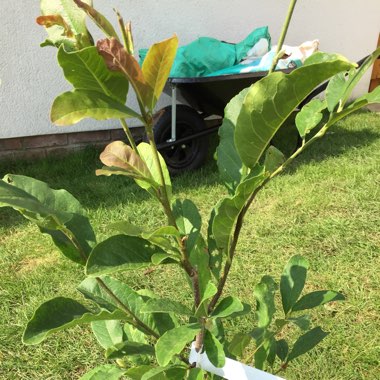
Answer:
top-left (95, 277), bottom-right (160, 339)
top-left (269, 0), bottom-right (298, 74)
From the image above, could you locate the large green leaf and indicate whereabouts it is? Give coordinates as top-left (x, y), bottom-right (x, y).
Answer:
top-left (141, 299), bottom-right (193, 316)
top-left (155, 324), bottom-right (201, 366)
top-left (142, 366), bottom-right (187, 380)
top-left (96, 141), bottom-right (155, 186)
top-left (73, 0), bottom-right (119, 39)
top-left (212, 165), bottom-right (266, 252)
top-left (287, 327), bottom-right (329, 363)
top-left (254, 276), bottom-right (277, 328)
top-left (326, 47), bottom-right (380, 112)
top-left (295, 99), bottom-right (327, 139)
top-left (124, 366), bottom-right (153, 380)
top-left (91, 320), bottom-right (124, 350)
top-left (78, 276), bottom-right (176, 336)
top-left (216, 88), bottom-right (249, 193)
top-left (51, 89), bottom-right (140, 126)
top-left (136, 143), bottom-right (172, 200)
top-left (235, 52), bottom-right (355, 168)
top-left (173, 199), bottom-right (202, 254)
top-left (276, 339), bottom-right (289, 362)
top-left (86, 235), bottom-right (165, 276)
top-left (142, 35), bottom-right (178, 110)
top-left (211, 296), bottom-right (244, 319)
top-left (106, 341), bottom-right (155, 359)
top-left (292, 290), bottom-right (345, 312)
top-left (39, 0), bottom-right (93, 50)
top-left (228, 333), bottom-right (252, 358)
top-left (330, 85), bottom-right (380, 125)
top-left (0, 174), bottom-right (95, 264)
top-left (79, 365), bottom-right (125, 380)
top-left (280, 255), bottom-right (309, 315)
top-left (57, 46), bottom-right (129, 103)
top-left (204, 330), bottom-right (226, 368)
top-left (23, 297), bottom-right (127, 345)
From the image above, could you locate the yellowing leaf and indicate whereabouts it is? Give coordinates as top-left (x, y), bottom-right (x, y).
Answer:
top-left (142, 35), bottom-right (178, 110)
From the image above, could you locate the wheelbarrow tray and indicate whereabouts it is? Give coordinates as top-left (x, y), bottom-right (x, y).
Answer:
top-left (166, 69), bottom-right (293, 117)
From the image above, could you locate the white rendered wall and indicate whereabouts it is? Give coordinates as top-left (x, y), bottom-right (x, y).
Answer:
top-left (0, 0), bottom-right (379, 138)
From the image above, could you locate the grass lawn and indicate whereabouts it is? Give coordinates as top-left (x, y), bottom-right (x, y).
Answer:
top-left (0, 111), bottom-right (379, 379)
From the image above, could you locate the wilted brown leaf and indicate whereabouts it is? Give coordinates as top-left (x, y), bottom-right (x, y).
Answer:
top-left (96, 38), bottom-right (152, 105)
top-left (36, 15), bottom-right (74, 37)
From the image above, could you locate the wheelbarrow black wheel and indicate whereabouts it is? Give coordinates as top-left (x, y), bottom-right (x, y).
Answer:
top-left (153, 105), bottom-right (209, 175)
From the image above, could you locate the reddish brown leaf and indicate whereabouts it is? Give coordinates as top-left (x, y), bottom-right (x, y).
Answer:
top-left (36, 15), bottom-right (74, 37)
top-left (96, 38), bottom-right (152, 105)
top-left (99, 141), bottom-right (153, 182)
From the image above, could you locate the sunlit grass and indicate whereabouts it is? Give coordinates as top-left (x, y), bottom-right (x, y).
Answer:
top-left (0, 111), bottom-right (379, 379)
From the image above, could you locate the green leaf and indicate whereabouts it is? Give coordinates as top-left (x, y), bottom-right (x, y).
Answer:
top-left (106, 341), bottom-right (155, 359)
top-left (188, 368), bottom-right (206, 380)
top-left (155, 324), bottom-right (201, 366)
top-left (216, 88), bottom-right (249, 193)
top-left (39, 0), bottom-right (93, 50)
top-left (276, 339), bottom-right (289, 362)
top-left (330, 85), bottom-right (380, 125)
top-left (280, 255), bottom-right (309, 315)
top-left (51, 89), bottom-right (140, 126)
top-left (292, 290), bottom-right (345, 311)
top-left (295, 99), bottom-right (327, 139)
top-left (288, 315), bottom-right (311, 331)
top-left (173, 199), bottom-right (202, 254)
top-left (57, 46), bottom-right (129, 103)
top-left (0, 174), bottom-right (95, 265)
top-left (195, 281), bottom-right (217, 318)
top-left (204, 330), bottom-right (226, 368)
top-left (137, 143), bottom-right (172, 200)
top-left (79, 364), bottom-right (125, 380)
top-left (109, 221), bottom-right (145, 236)
top-left (23, 297), bottom-right (127, 345)
top-left (91, 320), bottom-right (124, 350)
top-left (228, 333), bottom-right (252, 357)
top-left (142, 35), bottom-right (179, 110)
top-left (326, 47), bottom-right (380, 112)
top-left (78, 276), bottom-right (176, 336)
top-left (254, 275), bottom-right (277, 328)
top-left (141, 299), bottom-right (193, 316)
top-left (235, 52), bottom-right (355, 168)
top-left (211, 296), bottom-right (244, 319)
top-left (287, 327), bottom-right (329, 363)
top-left (124, 366), bottom-right (153, 380)
top-left (142, 366), bottom-right (187, 380)
top-left (86, 235), bottom-right (165, 276)
top-left (264, 146), bottom-right (286, 173)
top-left (73, 0), bottom-right (119, 39)
top-left (212, 166), bottom-right (266, 252)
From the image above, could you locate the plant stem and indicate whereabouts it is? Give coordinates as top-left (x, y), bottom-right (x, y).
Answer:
top-left (209, 122), bottom-right (330, 313)
top-left (145, 125), bottom-right (177, 227)
top-left (269, 0), bottom-right (298, 74)
top-left (95, 277), bottom-right (160, 339)
top-left (119, 118), bottom-right (139, 152)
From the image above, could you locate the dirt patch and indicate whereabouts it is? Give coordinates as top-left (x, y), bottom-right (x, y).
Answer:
top-left (17, 255), bottom-right (58, 275)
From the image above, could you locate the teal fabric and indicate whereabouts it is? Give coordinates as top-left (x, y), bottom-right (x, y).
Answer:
top-left (139, 26), bottom-right (271, 78)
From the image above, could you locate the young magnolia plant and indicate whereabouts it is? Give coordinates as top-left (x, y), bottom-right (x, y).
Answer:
top-left (1, 1), bottom-right (380, 379)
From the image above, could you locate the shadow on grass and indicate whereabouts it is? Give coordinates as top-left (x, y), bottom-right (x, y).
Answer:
top-left (284, 125), bottom-right (380, 174)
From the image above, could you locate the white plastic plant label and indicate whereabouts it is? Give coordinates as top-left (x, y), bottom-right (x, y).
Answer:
top-left (189, 343), bottom-right (285, 380)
